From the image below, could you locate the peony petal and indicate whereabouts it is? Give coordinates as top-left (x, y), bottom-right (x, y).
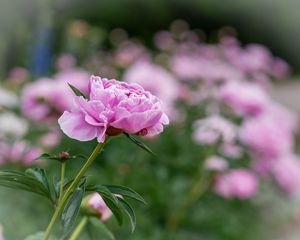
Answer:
top-left (111, 109), bottom-right (162, 134)
top-left (58, 111), bottom-right (99, 141)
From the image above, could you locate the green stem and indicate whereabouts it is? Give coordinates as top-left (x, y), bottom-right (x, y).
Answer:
top-left (43, 142), bottom-right (106, 240)
top-left (58, 161), bottom-right (66, 204)
top-left (69, 216), bottom-right (89, 240)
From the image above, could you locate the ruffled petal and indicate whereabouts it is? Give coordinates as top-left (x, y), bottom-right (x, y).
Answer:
top-left (58, 111), bottom-right (99, 141)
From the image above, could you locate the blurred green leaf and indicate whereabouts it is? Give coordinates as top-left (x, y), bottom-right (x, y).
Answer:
top-left (88, 217), bottom-right (115, 240)
top-left (61, 186), bottom-right (85, 239)
top-left (24, 231), bottom-right (57, 240)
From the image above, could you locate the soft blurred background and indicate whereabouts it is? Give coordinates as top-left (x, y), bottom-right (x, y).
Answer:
top-left (1, 0), bottom-right (300, 239)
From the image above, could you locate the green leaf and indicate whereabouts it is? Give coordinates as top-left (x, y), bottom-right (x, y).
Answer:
top-left (123, 133), bottom-right (156, 156)
top-left (104, 185), bottom-right (146, 204)
top-left (68, 83), bottom-right (87, 99)
top-left (26, 168), bottom-right (51, 194)
top-left (117, 197), bottom-right (136, 232)
top-left (0, 170), bottom-right (52, 201)
top-left (35, 153), bottom-right (86, 162)
top-left (34, 153), bottom-right (61, 161)
top-left (86, 185), bottom-right (123, 225)
top-left (61, 187), bottom-right (85, 239)
top-left (24, 231), bottom-right (57, 240)
top-left (87, 217), bottom-right (115, 240)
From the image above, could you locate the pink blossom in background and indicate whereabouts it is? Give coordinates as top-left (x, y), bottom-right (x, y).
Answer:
top-left (218, 81), bottom-right (270, 116)
top-left (219, 142), bottom-right (243, 159)
top-left (123, 62), bottom-right (180, 120)
top-left (193, 115), bottom-right (237, 145)
top-left (58, 75), bottom-right (169, 142)
top-left (171, 52), bottom-right (242, 82)
top-left (0, 141), bottom-right (42, 166)
top-left (153, 31), bottom-right (176, 51)
top-left (114, 41), bottom-right (150, 68)
top-left (271, 154), bottom-right (300, 196)
top-left (265, 102), bottom-right (298, 134)
top-left (205, 156), bottom-right (228, 171)
top-left (88, 193), bottom-right (112, 221)
top-left (272, 57), bottom-right (290, 79)
top-left (223, 44), bottom-right (273, 75)
top-left (21, 69), bottom-right (89, 123)
top-left (21, 78), bottom-right (60, 122)
top-left (54, 68), bottom-right (89, 110)
top-left (8, 67), bottom-right (29, 84)
top-left (39, 130), bottom-right (62, 148)
top-left (55, 53), bottom-right (76, 70)
top-left (214, 169), bottom-right (258, 199)
top-left (239, 115), bottom-right (293, 159)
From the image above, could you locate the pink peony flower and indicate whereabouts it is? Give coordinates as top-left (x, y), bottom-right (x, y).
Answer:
top-left (219, 142), bottom-right (243, 159)
top-left (88, 193), bottom-right (112, 221)
top-left (21, 70), bottom-right (89, 123)
top-left (193, 115), bottom-right (237, 145)
top-left (21, 78), bottom-right (60, 122)
top-left (271, 154), bottom-right (300, 196)
top-left (55, 53), bottom-right (76, 70)
top-left (218, 81), bottom-right (270, 116)
top-left (239, 115), bottom-right (293, 159)
top-left (0, 141), bottom-right (42, 166)
top-left (205, 156), bottom-right (228, 171)
top-left (39, 129), bottom-right (62, 148)
top-left (114, 41), bottom-right (150, 68)
top-left (214, 169), bottom-right (258, 199)
top-left (8, 67), bottom-right (30, 84)
top-left (123, 62), bottom-right (179, 120)
top-left (58, 75), bottom-right (169, 142)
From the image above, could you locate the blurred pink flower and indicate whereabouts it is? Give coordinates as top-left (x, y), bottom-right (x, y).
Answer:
top-left (219, 142), bottom-right (243, 159)
top-left (58, 76), bottom-right (169, 142)
top-left (214, 169), bottom-right (258, 199)
top-left (21, 69), bottom-right (89, 123)
top-left (114, 41), bottom-right (150, 68)
top-left (218, 81), bottom-right (270, 116)
top-left (55, 53), bottom-right (76, 70)
top-left (8, 67), bottom-right (29, 84)
top-left (153, 31), bottom-right (176, 51)
top-left (171, 52), bottom-right (241, 82)
top-left (271, 154), bottom-right (300, 196)
top-left (193, 115), bottom-right (237, 145)
top-left (239, 114), bottom-right (293, 159)
top-left (123, 62), bottom-right (180, 120)
top-left (272, 57), bottom-right (290, 79)
top-left (39, 129), bottom-right (62, 148)
top-left (224, 44), bottom-right (273, 75)
top-left (205, 156), bottom-right (228, 171)
top-left (21, 78), bottom-right (60, 122)
top-left (88, 193), bottom-right (112, 221)
top-left (0, 141), bottom-right (42, 166)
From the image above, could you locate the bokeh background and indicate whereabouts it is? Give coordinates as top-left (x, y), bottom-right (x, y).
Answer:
top-left (1, 0), bottom-right (300, 239)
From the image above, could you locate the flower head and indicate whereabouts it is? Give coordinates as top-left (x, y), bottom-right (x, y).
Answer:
top-left (87, 193), bottom-right (112, 221)
top-left (214, 169), bottom-right (258, 199)
top-left (58, 75), bottom-right (169, 142)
